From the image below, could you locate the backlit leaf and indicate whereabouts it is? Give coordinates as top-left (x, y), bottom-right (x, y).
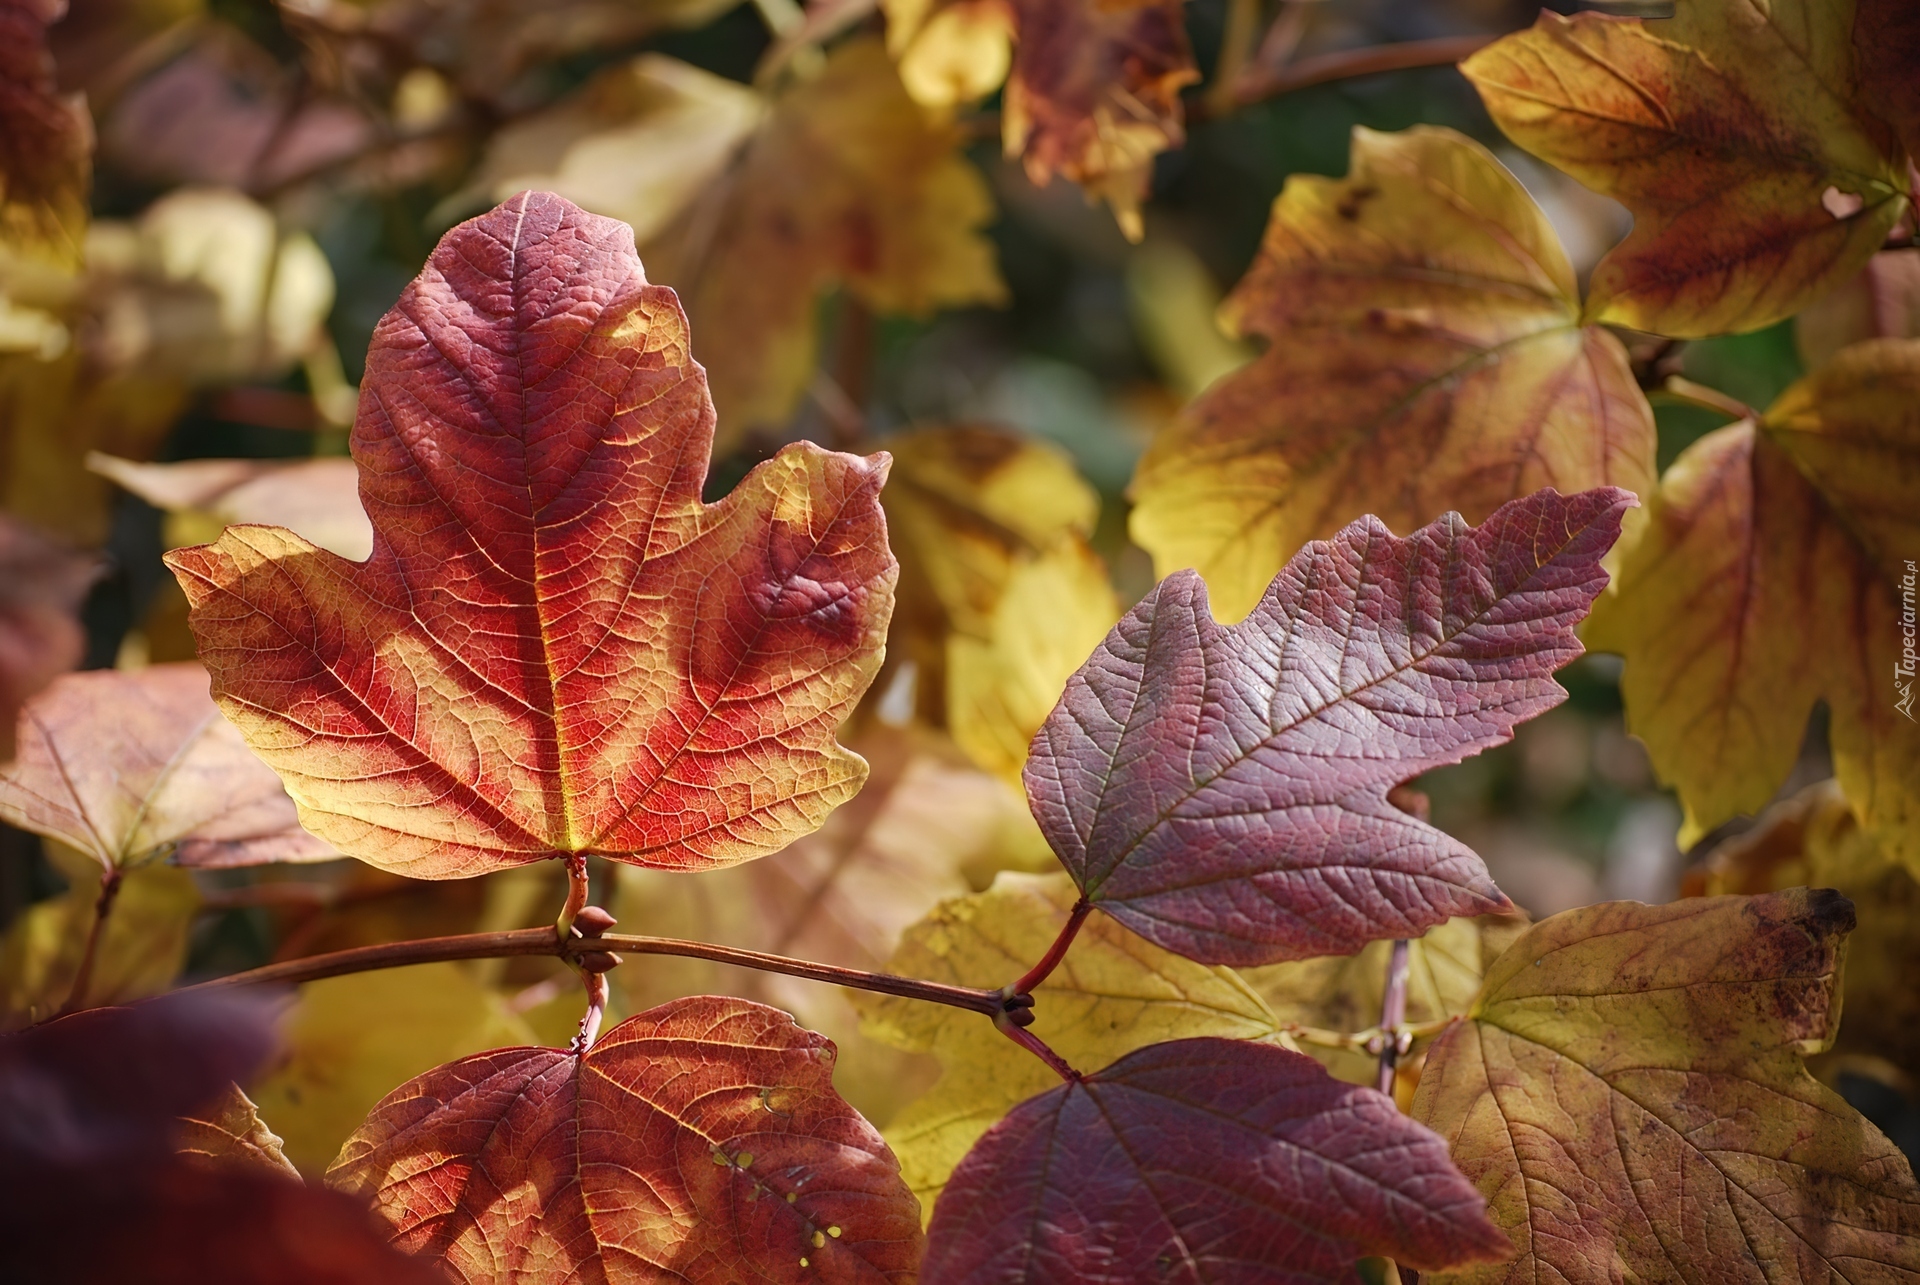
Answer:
top-left (164, 191), bottom-right (898, 879)
top-left (1411, 890), bottom-right (1920, 1283)
top-left (1244, 912), bottom-right (1529, 1089)
top-left (178, 1084), bottom-right (300, 1178)
top-left (1028, 486), bottom-right (1632, 966)
top-left (330, 995), bottom-right (923, 1282)
top-left (0, 513), bottom-right (92, 761)
top-left (0, 663), bottom-right (335, 870)
top-left (90, 453), bottom-right (372, 560)
top-left (1584, 337), bottom-right (1920, 867)
top-left (1462, 3), bottom-right (1912, 337)
top-left (925, 1037), bottom-right (1511, 1283)
top-left (0, 857), bottom-right (198, 1028)
top-left (644, 38), bottom-right (1004, 440)
top-left (857, 871), bottom-right (1284, 1217)
top-left (1130, 126), bottom-right (1654, 624)
top-left (1689, 779), bottom-right (1920, 1084)
top-left (251, 961), bottom-right (533, 1175)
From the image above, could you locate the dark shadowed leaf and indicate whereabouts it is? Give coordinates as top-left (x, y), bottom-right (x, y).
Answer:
top-left (331, 994), bottom-right (923, 1282)
top-left (924, 1037), bottom-right (1510, 1283)
top-left (165, 191), bottom-right (897, 879)
top-left (1025, 487), bottom-right (1632, 966)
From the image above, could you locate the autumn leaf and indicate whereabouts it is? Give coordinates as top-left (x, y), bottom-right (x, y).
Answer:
top-left (252, 961), bottom-right (534, 1175)
top-left (1129, 125), bottom-right (1654, 624)
top-left (0, 855), bottom-right (198, 1028)
top-left (164, 191), bottom-right (898, 879)
top-left (1244, 912), bottom-right (1529, 1090)
top-left (0, 0), bottom-right (91, 276)
top-left (90, 453), bottom-right (372, 559)
top-left (925, 1037), bottom-right (1511, 1283)
top-left (1689, 779), bottom-right (1920, 1085)
top-left (857, 871), bottom-right (1285, 1216)
top-left (0, 663), bottom-right (336, 870)
top-left (1854, 0), bottom-right (1920, 161)
top-left (880, 424), bottom-right (1116, 778)
top-left (643, 38), bottom-right (1005, 440)
top-left (178, 1084), bottom-right (301, 1178)
top-left (331, 995), bottom-right (923, 1282)
top-left (1584, 337), bottom-right (1920, 868)
top-left (0, 513), bottom-right (92, 760)
top-left (1029, 486), bottom-right (1630, 967)
top-left (1795, 249), bottom-right (1920, 370)
top-left (1462, 3), bottom-right (1913, 338)
top-left (1412, 889), bottom-right (1920, 1282)
top-left (609, 726), bottom-right (1040, 1123)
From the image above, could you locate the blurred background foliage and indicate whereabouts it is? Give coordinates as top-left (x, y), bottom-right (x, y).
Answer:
top-left (2, 0), bottom-right (1892, 1172)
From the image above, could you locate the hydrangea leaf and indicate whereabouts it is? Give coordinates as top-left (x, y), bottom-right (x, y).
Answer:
top-left (164, 191), bottom-right (898, 879)
top-left (1584, 337), bottom-right (1920, 869)
top-left (1028, 486), bottom-right (1632, 967)
top-left (177, 1084), bottom-right (300, 1179)
top-left (1412, 890), bottom-right (1920, 1283)
top-left (0, 664), bottom-right (335, 870)
top-left (643, 38), bottom-right (1004, 442)
top-left (855, 871), bottom-right (1284, 1217)
top-left (925, 1037), bottom-right (1511, 1284)
top-left (1129, 125), bottom-right (1653, 624)
top-left (1462, 3), bottom-right (1912, 338)
top-left (330, 995), bottom-right (923, 1282)
top-left (0, 513), bottom-right (92, 761)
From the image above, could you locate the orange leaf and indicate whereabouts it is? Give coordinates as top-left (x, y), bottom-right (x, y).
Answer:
top-left (0, 663), bottom-right (334, 869)
top-left (331, 995), bottom-right (923, 1282)
top-left (1463, 5), bottom-right (1912, 337)
top-left (165, 192), bottom-right (898, 879)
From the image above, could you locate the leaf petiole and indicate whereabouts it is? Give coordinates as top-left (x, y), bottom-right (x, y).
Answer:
top-left (1006, 896), bottom-right (1092, 998)
top-left (61, 868), bottom-right (123, 1016)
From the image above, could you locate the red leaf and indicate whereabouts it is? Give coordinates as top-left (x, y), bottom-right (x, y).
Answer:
top-left (923, 1037), bottom-right (1510, 1283)
top-left (332, 994), bottom-right (923, 1282)
top-left (1024, 487), bottom-right (1633, 965)
top-left (165, 191), bottom-right (898, 879)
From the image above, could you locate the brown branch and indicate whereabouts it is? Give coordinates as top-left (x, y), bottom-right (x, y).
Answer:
top-left (1208, 34), bottom-right (1497, 121)
top-left (173, 926), bottom-right (1007, 1018)
top-left (1659, 376), bottom-right (1755, 422)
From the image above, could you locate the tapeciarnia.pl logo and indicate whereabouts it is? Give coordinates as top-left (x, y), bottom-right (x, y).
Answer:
top-left (1899, 559), bottom-right (1917, 722)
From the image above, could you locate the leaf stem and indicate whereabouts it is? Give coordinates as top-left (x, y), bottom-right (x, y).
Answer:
top-left (1008, 897), bottom-right (1092, 997)
top-left (172, 926), bottom-right (1007, 1018)
top-left (62, 869), bottom-right (123, 1015)
top-left (995, 1019), bottom-right (1081, 1083)
top-left (1658, 376), bottom-right (1756, 422)
top-left (556, 854), bottom-right (589, 940)
top-left (1376, 939), bottom-right (1411, 1096)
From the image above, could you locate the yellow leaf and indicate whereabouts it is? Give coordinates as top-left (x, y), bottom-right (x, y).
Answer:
top-left (643, 38), bottom-right (1004, 441)
top-left (1124, 238), bottom-right (1254, 400)
top-left (178, 1084), bottom-right (301, 1178)
top-left (1130, 125), bottom-right (1654, 623)
top-left (857, 872), bottom-right (1283, 1218)
top-left (1244, 913), bottom-right (1529, 1088)
top-left (1462, 3), bottom-right (1911, 338)
top-left (1585, 337), bottom-right (1920, 868)
top-left (889, 0), bottom-right (1013, 110)
top-left (0, 855), bottom-right (199, 1028)
top-left (1413, 890), bottom-right (1920, 1283)
top-left (251, 962), bottom-right (534, 1176)
top-left (453, 55), bottom-right (765, 245)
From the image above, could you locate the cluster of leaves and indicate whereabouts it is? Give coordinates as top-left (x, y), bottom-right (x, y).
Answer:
top-left (1, 0), bottom-right (1919, 1281)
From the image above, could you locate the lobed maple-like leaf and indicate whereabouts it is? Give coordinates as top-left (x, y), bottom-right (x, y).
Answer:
top-left (924, 1037), bottom-right (1510, 1283)
top-left (0, 663), bottom-right (336, 870)
top-left (1027, 486), bottom-right (1632, 967)
top-left (1129, 125), bottom-right (1654, 625)
top-left (331, 994), bottom-right (923, 1282)
top-left (857, 871), bottom-right (1284, 1216)
top-left (165, 191), bottom-right (898, 879)
top-left (1462, 2), bottom-right (1913, 338)
top-left (1413, 889), bottom-right (1920, 1283)
top-left (1585, 337), bottom-right (1920, 869)
top-left (0, 513), bottom-right (92, 761)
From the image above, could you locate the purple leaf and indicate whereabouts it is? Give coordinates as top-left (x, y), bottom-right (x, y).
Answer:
top-left (923, 1037), bottom-right (1510, 1283)
top-left (1024, 487), bottom-right (1633, 965)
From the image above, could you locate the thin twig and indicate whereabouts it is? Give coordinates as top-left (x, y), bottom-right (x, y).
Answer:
top-left (1376, 939), bottom-right (1412, 1095)
top-left (1658, 376), bottom-right (1755, 422)
top-left (1208, 34), bottom-right (1496, 121)
top-left (173, 926), bottom-right (1007, 1017)
top-left (62, 870), bottom-right (123, 1015)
